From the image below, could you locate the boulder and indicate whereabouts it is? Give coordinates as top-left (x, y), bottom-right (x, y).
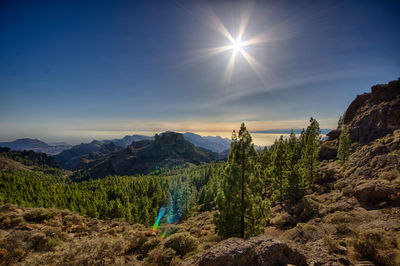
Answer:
top-left (181, 236), bottom-right (307, 266)
top-left (353, 180), bottom-right (400, 206)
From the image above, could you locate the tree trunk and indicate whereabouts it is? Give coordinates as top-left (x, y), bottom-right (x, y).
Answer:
top-left (241, 146), bottom-right (245, 238)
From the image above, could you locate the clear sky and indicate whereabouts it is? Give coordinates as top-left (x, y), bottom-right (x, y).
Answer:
top-left (1, 0), bottom-right (399, 143)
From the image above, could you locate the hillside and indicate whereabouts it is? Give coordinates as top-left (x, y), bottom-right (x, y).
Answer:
top-left (0, 204), bottom-right (219, 265)
top-left (54, 141), bottom-right (123, 169)
top-left (0, 147), bottom-right (60, 170)
top-left (82, 132), bottom-right (217, 179)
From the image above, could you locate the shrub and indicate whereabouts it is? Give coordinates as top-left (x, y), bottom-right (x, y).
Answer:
top-left (0, 248), bottom-right (8, 258)
top-left (159, 248), bottom-right (176, 265)
top-left (10, 216), bottom-right (25, 227)
top-left (0, 217), bottom-right (12, 228)
top-left (293, 196), bottom-right (319, 221)
top-left (148, 247), bottom-right (176, 265)
top-left (140, 237), bottom-right (160, 254)
top-left (45, 238), bottom-right (62, 251)
top-left (126, 233), bottom-right (147, 254)
top-left (189, 227), bottom-right (202, 237)
top-left (30, 233), bottom-right (48, 251)
top-left (164, 233), bottom-right (199, 257)
top-left (13, 248), bottom-right (26, 260)
top-left (23, 208), bottom-right (57, 222)
top-left (324, 211), bottom-right (352, 224)
top-left (323, 234), bottom-right (341, 254)
top-left (270, 212), bottom-right (296, 228)
top-left (379, 170), bottom-right (399, 181)
top-left (353, 228), bottom-right (399, 266)
top-left (42, 226), bottom-right (67, 241)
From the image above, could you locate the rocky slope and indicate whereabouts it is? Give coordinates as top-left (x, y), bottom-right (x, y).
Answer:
top-left (83, 132), bottom-right (217, 179)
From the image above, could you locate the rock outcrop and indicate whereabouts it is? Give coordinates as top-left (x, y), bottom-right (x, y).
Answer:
top-left (329, 78), bottom-right (400, 144)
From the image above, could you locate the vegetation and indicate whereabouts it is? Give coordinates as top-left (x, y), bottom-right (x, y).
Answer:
top-left (214, 119), bottom-right (322, 238)
top-left (0, 118), bottom-right (323, 241)
top-left (337, 125), bottom-right (351, 164)
top-left (0, 165), bottom-right (217, 225)
top-left (214, 123), bottom-right (269, 238)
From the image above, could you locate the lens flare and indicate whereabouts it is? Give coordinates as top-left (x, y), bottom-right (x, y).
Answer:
top-left (160, 232), bottom-right (166, 239)
top-left (152, 206), bottom-right (166, 232)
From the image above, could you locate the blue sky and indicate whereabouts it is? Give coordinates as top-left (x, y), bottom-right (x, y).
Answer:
top-left (1, 0), bottom-right (399, 143)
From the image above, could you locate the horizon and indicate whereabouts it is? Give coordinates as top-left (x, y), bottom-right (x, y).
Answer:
top-left (1, 0), bottom-right (399, 144)
top-left (0, 127), bottom-right (332, 146)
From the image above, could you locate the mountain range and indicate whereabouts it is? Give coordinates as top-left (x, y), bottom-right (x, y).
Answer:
top-left (79, 132), bottom-right (217, 179)
top-left (0, 138), bottom-right (71, 155)
top-left (0, 132), bottom-right (231, 156)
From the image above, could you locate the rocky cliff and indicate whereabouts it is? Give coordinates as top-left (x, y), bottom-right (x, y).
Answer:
top-left (329, 78), bottom-right (400, 144)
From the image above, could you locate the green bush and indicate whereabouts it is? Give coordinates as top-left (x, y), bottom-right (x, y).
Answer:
top-left (164, 233), bottom-right (198, 257)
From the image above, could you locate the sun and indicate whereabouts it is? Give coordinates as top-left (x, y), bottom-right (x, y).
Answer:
top-left (231, 38), bottom-right (244, 53)
top-left (199, 5), bottom-right (269, 88)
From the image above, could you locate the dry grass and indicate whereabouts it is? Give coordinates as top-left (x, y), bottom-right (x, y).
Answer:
top-left (0, 204), bottom-right (220, 265)
top-left (351, 228), bottom-right (400, 266)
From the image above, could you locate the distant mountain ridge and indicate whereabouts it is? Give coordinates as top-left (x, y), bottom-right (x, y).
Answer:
top-left (0, 133), bottom-right (232, 169)
top-left (80, 132), bottom-right (217, 179)
top-left (0, 138), bottom-right (71, 155)
top-left (183, 132), bottom-right (231, 153)
top-left (103, 135), bottom-right (153, 148)
top-left (252, 129), bottom-right (332, 135)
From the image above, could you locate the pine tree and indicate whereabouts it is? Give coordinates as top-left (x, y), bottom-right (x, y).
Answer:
top-left (270, 136), bottom-right (289, 205)
top-left (215, 123), bottom-right (269, 238)
top-left (286, 130), bottom-right (304, 201)
top-left (337, 125), bottom-right (351, 164)
top-left (300, 117), bottom-right (321, 184)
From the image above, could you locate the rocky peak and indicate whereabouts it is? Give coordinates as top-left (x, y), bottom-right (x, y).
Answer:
top-left (328, 78), bottom-right (400, 144)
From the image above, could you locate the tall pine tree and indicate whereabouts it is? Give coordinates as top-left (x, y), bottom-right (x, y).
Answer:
top-left (215, 123), bottom-right (269, 238)
top-left (300, 117), bottom-right (321, 184)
